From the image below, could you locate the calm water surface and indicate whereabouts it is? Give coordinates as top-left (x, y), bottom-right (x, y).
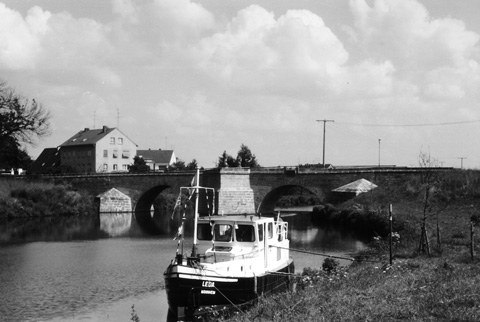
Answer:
top-left (0, 212), bottom-right (366, 322)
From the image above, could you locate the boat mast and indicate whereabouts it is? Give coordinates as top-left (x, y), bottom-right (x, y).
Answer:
top-left (192, 168), bottom-right (200, 257)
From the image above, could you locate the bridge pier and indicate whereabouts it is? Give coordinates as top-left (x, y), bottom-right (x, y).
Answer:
top-left (96, 188), bottom-right (132, 236)
top-left (216, 168), bottom-right (256, 215)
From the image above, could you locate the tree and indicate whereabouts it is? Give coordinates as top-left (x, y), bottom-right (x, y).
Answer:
top-left (170, 158), bottom-right (186, 171)
top-left (0, 80), bottom-right (51, 169)
top-left (129, 156), bottom-right (150, 173)
top-left (217, 151), bottom-right (238, 168)
top-left (186, 159), bottom-right (198, 170)
top-left (216, 145), bottom-right (260, 168)
top-left (417, 150), bottom-right (452, 254)
top-left (237, 144), bottom-right (259, 168)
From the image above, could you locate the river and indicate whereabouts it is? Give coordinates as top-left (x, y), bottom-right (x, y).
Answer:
top-left (0, 211), bottom-right (366, 322)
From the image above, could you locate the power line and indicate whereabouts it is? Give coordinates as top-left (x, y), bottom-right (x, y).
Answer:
top-left (336, 120), bottom-right (480, 127)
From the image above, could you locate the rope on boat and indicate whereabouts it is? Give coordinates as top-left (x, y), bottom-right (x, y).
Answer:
top-left (271, 246), bottom-right (384, 263)
top-left (213, 286), bottom-right (246, 315)
top-left (271, 245), bottom-right (356, 262)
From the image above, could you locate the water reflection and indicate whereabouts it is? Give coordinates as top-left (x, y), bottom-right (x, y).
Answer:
top-left (0, 216), bottom-right (103, 244)
top-left (99, 212), bottom-right (132, 237)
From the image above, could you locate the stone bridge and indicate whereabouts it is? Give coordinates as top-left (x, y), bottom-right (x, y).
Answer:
top-left (46, 166), bottom-right (449, 235)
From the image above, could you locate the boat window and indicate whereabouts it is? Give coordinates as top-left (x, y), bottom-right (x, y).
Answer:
top-left (268, 222), bottom-right (273, 239)
top-left (258, 224), bottom-right (264, 242)
top-left (235, 225), bottom-right (255, 242)
top-left (197, 223), bottom-right (213, 240)
top-left (213, 224), bottom-right (232, 242)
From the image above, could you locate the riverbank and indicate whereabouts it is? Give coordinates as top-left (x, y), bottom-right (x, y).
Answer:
top-left (218, 171), bottom-right (480, 322)
top-left (0, 179), bottom-right (96, 218)
top-left (217, 203), bottom-right (480, 321)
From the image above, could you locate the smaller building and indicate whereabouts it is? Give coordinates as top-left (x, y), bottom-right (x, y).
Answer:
top-left (137, 149), bottom-right (176, 171)
top-left (30, 147), bottom-right (62, 174)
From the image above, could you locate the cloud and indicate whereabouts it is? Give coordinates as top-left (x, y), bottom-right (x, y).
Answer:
top-left (0, 4), bottom-right (46, 69)
top-left (194, 5), bottom-right (350, 94)
top-left (349, 0), bottom-right (480, 101)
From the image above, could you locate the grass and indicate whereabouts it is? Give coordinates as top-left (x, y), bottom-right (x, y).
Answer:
top-left (218, 170), bottom-right (480, 322)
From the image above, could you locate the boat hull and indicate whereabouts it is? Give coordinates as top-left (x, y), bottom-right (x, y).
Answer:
top-left (164, 259), bottom-right (294, 312)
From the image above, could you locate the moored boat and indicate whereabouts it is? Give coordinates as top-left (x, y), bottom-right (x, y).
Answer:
top-left (164, 170), bottom-right (294, 319)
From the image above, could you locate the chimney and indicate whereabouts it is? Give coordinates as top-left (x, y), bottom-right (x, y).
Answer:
top-left (102, 125), bottom-right (108, 133)
top-left (84, 128), bottom-right (89, 132)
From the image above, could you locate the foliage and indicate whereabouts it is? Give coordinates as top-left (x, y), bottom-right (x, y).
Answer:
top-left (169, 158), bottom-right (199, 171)
top-left (222, 255), bottom-right (480, 322)
top-left (1, 80), bottom-right (51, 169)
top-left (170, 158), bottom-right (186, 171)
top-left (0, 182), bottom-right (96, 218)
top-left (217, 150), bottom-right (238, 168)
top-left (217, 144), bottom-right (259, 168)
top-left (322, 257), bottom-right (340, 273)
top-left (312, 204), bottom-right (391, 238)
top-left (236, 144), bottom-right (259, 167)
top-left (129, 156), bottom-right (150, 173)
top-left (130, 305), bottom-right (140, 322)
top-left (186, 159), bottom-right (198, 170)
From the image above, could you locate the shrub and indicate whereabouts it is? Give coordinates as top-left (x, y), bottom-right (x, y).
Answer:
top-left (322, 257), bottom-right (339, 273)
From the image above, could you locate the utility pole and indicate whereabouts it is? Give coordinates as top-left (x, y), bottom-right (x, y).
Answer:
top-left (458, 157), bottom-right (467, 169)
top-left (316, 119), bottom-right (334, 168)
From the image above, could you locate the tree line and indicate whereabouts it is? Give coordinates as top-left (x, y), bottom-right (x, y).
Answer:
top-left (130, 143), bottom-right (260, 172)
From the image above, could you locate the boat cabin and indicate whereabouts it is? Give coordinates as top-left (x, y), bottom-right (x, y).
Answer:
top-left (194, 215), bottom-right (289, 271)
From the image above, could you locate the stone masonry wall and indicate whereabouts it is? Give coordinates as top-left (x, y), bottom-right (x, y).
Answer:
top-left (217, 168), bottom-right (256, 215)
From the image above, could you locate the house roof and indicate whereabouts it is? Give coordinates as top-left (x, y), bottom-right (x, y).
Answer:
top-left (137, 149), bottom-right (175, 164)
top-left (59, 126), bottom-right (128, 147)
top-left (332, 178), bottom-right (378, 195)
top-left (31, 147), bottom-right (61, 173)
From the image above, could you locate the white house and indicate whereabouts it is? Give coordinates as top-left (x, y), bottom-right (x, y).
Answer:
top-left (59, 126), bottom-right (137, 173)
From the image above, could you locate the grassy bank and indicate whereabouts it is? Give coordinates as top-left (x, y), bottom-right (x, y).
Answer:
top-left (219, 170), bottom-right (480, 322)
top-left (0, 179), bottom-right (96, 218)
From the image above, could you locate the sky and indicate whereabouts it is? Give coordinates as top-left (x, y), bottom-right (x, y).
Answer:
top-left (1, 0), bottom-right (480, 169)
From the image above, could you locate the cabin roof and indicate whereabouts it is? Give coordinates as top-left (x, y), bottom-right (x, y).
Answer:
top-left (198, 215), bottom-right (275, 223)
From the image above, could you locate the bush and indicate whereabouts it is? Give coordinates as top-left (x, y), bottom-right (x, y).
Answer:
top-left (1, 182), bottom-right (96, 218)
top-left (322, 257), bottom-right (340, 273)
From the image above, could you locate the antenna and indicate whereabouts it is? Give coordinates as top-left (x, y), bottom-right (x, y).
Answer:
top-left (94, 111), bottom-right (96, 128)
top-left (117, 108), bottom-right (120, 128)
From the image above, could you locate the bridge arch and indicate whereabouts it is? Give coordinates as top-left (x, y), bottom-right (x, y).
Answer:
top-left (134, 184), bottom-right (175, 235)
top-left (256, 184), bottom-right (323, 214)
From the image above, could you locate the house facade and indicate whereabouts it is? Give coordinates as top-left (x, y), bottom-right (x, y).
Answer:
top-left (59, 126), bottom-right (137, 173)
top-left (137, 149), bottom-right (176, 171)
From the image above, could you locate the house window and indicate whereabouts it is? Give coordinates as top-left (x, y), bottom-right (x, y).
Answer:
top-left (113, 149), bottom-right (118, 158)
top-left (103, 164), bottom-right (108, 171)
top-left (103, 150), bottom-right (108, 158)
top-left (113, 164), bottom-right (118, 171)
top-left (110, 137), bottom-right (115, 144)
top-left (118, 138), bottom-right (123, 145)
top-left (87, 150), bottom-right (92, 157)
top-left (122, 164), bottom-right (129, 170)
top-left (122, 150), bottom-right (129, 159)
